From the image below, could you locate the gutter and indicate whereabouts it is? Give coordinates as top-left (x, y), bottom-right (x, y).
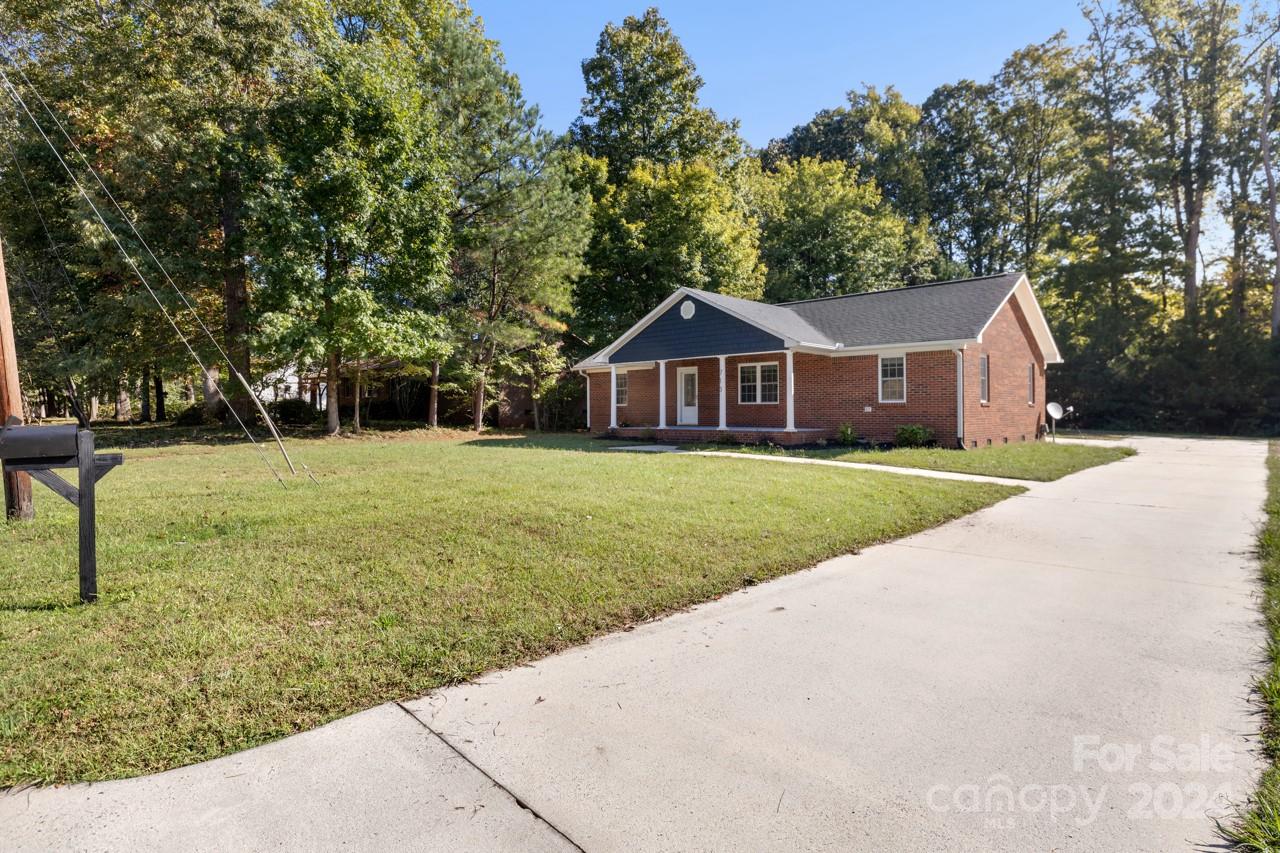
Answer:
top-left (793, 339), bottom-right (978, 357)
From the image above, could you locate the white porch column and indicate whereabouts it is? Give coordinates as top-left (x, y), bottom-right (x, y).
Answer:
top-left (609, 365), bottom-right (618, 429)
top-left (718, 356), bottom-right (727, 430)
top-left (585, 372), bottom-right (591, 429)
top-left (785, 349), bottom-right (796, 432)
top-left (658, 360), bottom-right (667, 429)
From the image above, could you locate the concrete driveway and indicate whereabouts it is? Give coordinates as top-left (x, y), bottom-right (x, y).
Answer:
top-left (1, 436), bottom-right (1268, 852)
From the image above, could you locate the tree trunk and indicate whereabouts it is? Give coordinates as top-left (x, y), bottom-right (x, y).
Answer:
top-left (352, 366), bottom-right (362, 434)
top-left (1182, 228), bottom-right (1200, 327)
top-left (115, 380), bottom-right (131, 422)
top-left (1262, 59), bottom-right (1280, 338)
top-left (325, 352), bottom-right (340, 436)
top-left (530, 374), bottom-right (541, 432)
top-left (220, 156), bottom-right (253, 421)
top-left (89, 395), bottom-right (99, 423)
top-left (202, 367), bottom-right (221, 418)
top-left (154, 373), bottom-right (166, 421)
top-left (428, 359), bottom-right (440, 428)
top-left (472, 374), bottom-right (485, 432)
top-left (141, 365), bottom-right (152, 422)
top-left (1226, 161), bottom-right (1249, 322)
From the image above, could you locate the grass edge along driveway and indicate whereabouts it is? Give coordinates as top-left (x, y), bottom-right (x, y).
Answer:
top-left (0, 432), bottom-right (1021, 786)
top-left (1222, 441), bottom-right (1280, 851)
top-left (686, 440), bottom-right (1135, 482)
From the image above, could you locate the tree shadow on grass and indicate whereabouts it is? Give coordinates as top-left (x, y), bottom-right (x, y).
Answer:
top-left (89, 422), bottom-right (313, 450)
top-left (87, 422), bottom-right (647, 454)
top-left (88, 420), bottom-right (496, 450)
top-left (457, 432), bottom-right (635, 453)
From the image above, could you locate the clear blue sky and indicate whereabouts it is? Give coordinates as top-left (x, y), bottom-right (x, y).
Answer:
top-left (471, 1), bottom-right (1084, 147)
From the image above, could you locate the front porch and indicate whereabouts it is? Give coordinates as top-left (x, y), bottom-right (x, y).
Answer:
top-left (611, 425), bottom-right (825, 446)
top-left (586, 351), bottom-right (803, 440)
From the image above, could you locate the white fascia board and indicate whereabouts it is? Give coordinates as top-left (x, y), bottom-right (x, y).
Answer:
top-left (590, 288), bottom-right (693, 365)
top-left (1014, 278), bottom-right (1063, 364)
top-left (974, 275), bottom-right (1025, 343)
top-left (796, 339), bottom-right (976, 357)
top-left (973, 274), bottom-right (1063, 364)
top-left (586, 288), bottom-right (835, 366)
top-left (677, 291), bottom-right (834, 349)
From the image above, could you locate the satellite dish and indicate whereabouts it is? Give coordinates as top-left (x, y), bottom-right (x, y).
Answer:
top-left (1045, 401), bottom-right (1065, 443)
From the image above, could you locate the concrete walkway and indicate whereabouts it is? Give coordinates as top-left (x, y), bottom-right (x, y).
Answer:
top-left (1, 436), bottom-right (1268, 852)
top-left (609, 442), bottom-right (1035, 486)
top-left (685, 448), bottom-right (1033, 486)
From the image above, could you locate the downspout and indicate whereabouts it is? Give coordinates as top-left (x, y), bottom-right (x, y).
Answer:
top-left (954, 349), bottom-right (965, 449)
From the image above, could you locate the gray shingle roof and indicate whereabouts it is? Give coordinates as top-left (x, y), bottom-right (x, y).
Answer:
top-left (767, 272), bottom-right (1023, 349)
top-left (692, 288), bottom-right (836, 347)
top-left (575, 272), bottom-right (1036, 370)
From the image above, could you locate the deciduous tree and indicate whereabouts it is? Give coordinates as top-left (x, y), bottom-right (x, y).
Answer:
top-left (752, 157), bottom-right (917, 302)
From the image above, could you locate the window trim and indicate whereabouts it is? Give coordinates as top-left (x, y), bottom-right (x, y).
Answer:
top-left (878, 354), bottom-right (906, 404)
top-left (738, 361), bottom-right (780, 405)
top-left (979, 354), bottom-right (990, 404)
top-left (615, 371), bottom-right (628, 406)
top-left (1027, 362), bottom-right (1035, 406)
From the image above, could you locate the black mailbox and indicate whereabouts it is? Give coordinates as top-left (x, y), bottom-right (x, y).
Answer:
top-left (0, 424), bottom-right (79, 466)
top-left (0, 419), bottom-right (122, 602)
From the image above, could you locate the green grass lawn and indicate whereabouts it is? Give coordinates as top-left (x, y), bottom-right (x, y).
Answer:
top-left (688, 440), bottom-right (1135, 481)
top-left (1222, 441), bottom-right (1280, 851)
top-left (0, 430), bottom-right (1020, 786)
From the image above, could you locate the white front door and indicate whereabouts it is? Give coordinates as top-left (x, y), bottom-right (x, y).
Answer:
top-left (677, 368), bottom-right (698, 425)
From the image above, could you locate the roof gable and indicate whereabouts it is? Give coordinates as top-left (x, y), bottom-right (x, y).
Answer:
top-left (611, 294), bottom-right (787, 363)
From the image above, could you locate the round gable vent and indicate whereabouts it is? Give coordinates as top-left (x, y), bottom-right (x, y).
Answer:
top-left (680, 300), bottom-right (696, 320)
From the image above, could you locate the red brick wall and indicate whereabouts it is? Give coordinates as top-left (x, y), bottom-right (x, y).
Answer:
top-left (660, 355), bottom-right (787, 428)
top-left (726, 354), bottom-right (787, 428)
top-left (792, 350), bottom-right (958, 443)
top-left (586, 371), bottom-right (609, 430)
top-left (589, 356), bottom-right (779, 431)
top-left (587, 366), bottom-right (662, 429)
top-left (672, 358), bottom-right (721, 427)
top-left (617, 365), bottom-right (660, 428)
top-left (961, 298), bottom-right (1046, 447)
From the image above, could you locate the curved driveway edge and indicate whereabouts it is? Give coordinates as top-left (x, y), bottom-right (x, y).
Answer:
top-left (0, 436), bottom-right (1267, 852)
top-left (0, 704), bottom-right (577, 852)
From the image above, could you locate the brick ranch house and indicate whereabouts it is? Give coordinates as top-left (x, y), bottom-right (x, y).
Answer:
top-left (572, 272), bottom-right (1062, 448)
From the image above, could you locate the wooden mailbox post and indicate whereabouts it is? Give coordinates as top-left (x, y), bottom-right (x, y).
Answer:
top-left (0, 419), bottom-right (122, 602)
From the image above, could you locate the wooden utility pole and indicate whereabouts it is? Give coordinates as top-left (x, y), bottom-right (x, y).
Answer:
top-left (0, 236), bottom-right (34, 520)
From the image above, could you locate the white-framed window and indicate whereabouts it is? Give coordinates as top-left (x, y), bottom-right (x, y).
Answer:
top-left (615, 372), bottom-right (628, 406)
top-left (878, 354), bottom-right (905, 403)
top-left (738, 362), bottom-right (779, 404)
top-left (979, 355), bottom-right (990, 403)
top-left (1027, 363), bottom-right (1035, 405)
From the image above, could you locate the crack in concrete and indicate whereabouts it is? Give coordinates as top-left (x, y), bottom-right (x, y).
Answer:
top-left (394, 702), bottom-right (587, 852)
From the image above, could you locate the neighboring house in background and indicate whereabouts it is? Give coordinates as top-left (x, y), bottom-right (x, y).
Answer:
top-left (572, 272), bottom-right (1062, 448)
top-left (259, 365), bottom-right (304, 403)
